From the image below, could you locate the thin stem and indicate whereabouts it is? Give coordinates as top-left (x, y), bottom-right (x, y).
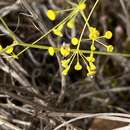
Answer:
top-left (80, 11), bottom-right (90, 29)
top-left (67, 53), bottom-right (76, 70)
top-left (18, 42), bottom-right (52, 50)
top-left (76, 0), bottom-right (100, 51)
top-left (67, 0), bottom-right (77, 6)
top-left (97, 36), bottom-right (105, 39)
top-left (57, 8), bottom-right (75, 13)
top-left (96, 40), bottom-right (107, 47)
top-left (17, 42), bottom-right (130, 58)
top-left (80, 53), bottom-right (88, 67)
top-left (0, 17), bottom-right (16, 41)
top-left (82, 38), bottom-right (90, 42)
top-left (87, 0), bottom-right (100, 21)
top-left (77, 20), bottom-right (88, 50)
top-left (17, 8), bottom-right (79, 56)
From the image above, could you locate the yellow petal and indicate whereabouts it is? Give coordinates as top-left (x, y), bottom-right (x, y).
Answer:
top-left (90, 44), bottom-right (96, 51)
top-left (78, 3), bottom-right (86, 10)
top-left (61, 59), bottom-right (70, 68)
top-left (71, 37), bottom-right (79, 45)
top-left (89, 27), bottom-right (100, 40)
top-left (67, 18), bottom-right (75, 29)
top-left (62, 67), bottom-right (69, 75)
top-left (87, 70), bottom-right (96, 77)
top-left (74, 62), bottom-right (82, 71)
top-left (5, 46), bottom-right (13, 54)
top-left (89, 62), bottom-right (96, 71)
top-left (47, 10), bottom-right (57, 21)
top-left (86, 56), bottom-right (95, 62)
top-left (106, 45), bottom-right (114, 52)
top-left (104, 31), bottom-right (112, 39)
top-left (48, 47), bottom-right (55, 56)
top-left (60, 45), bottom-right (70, 57)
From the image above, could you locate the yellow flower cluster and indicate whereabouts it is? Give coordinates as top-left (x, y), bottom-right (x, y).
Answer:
top-left (46, 1), bottom-right (87, 37)
top-left (89, 27), bottom-right (100, 40)
top-left (0, 0), bottom-right (115, 77)
top-left (46, 0), bottom-right (114, 77)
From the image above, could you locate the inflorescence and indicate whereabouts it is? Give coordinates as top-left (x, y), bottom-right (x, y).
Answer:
top-left (0, 0), bottom-right (114, 77)
top-left (46, 0), bottom-right (113, 76)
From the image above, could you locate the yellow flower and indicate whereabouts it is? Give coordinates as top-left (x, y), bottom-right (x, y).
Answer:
top-left (47, 10), bottom-right (57, 21)
top-left (89, 27), bottom-right (100, 40)
top-left (86, 56), bottom-right (95, 62)
top-left (78, 3), bottom-right (86, 11)
top-left (53, 29), bottom-right (63, 37)
top-left (74, 62), bottom-right (82, 70)
top-left (48, 47), bottom-right (55, 56)
top-left (87, 64), bottom-right (96, 76)
top-left (61, 59), bottom-right (70, 68)
top-left (67, 18), bottom-right (75, 29)
top-left (60, 45), bottom-right (70, 57)
top-left (106, 45), bottom-right (114, 52)
top-left (89, 62), bottom-right (96, 71)
top-left (5, 46), bottom-right (13, 54)
top-left (104, 31), bottom-right (112, 39)
top-left (53, 24), bottom-right (64, 37)
top-left (71, 37), bottom-right (79, 45)
top-left (87, 70), bottom-right (96, 77)
top-left (62, 67), bottom-right (70, 75)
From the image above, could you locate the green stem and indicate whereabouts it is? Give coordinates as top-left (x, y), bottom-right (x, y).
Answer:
top-left (18, 42), bottom-right (49, 50)
top-left (17, 8), bottom-right (79, 56)
top-left (95, 40), bottom-right (107, 47)
top-left (80, 11), bottom-right (90, 29)
top-left (76, 0), bottom-right (100, 51)
top-left (0, 17), bottom-right (16, 41)
top-left (17, 42), bottom-right (130, 58)
top-left (87, 0), bottom-right (100, 21)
